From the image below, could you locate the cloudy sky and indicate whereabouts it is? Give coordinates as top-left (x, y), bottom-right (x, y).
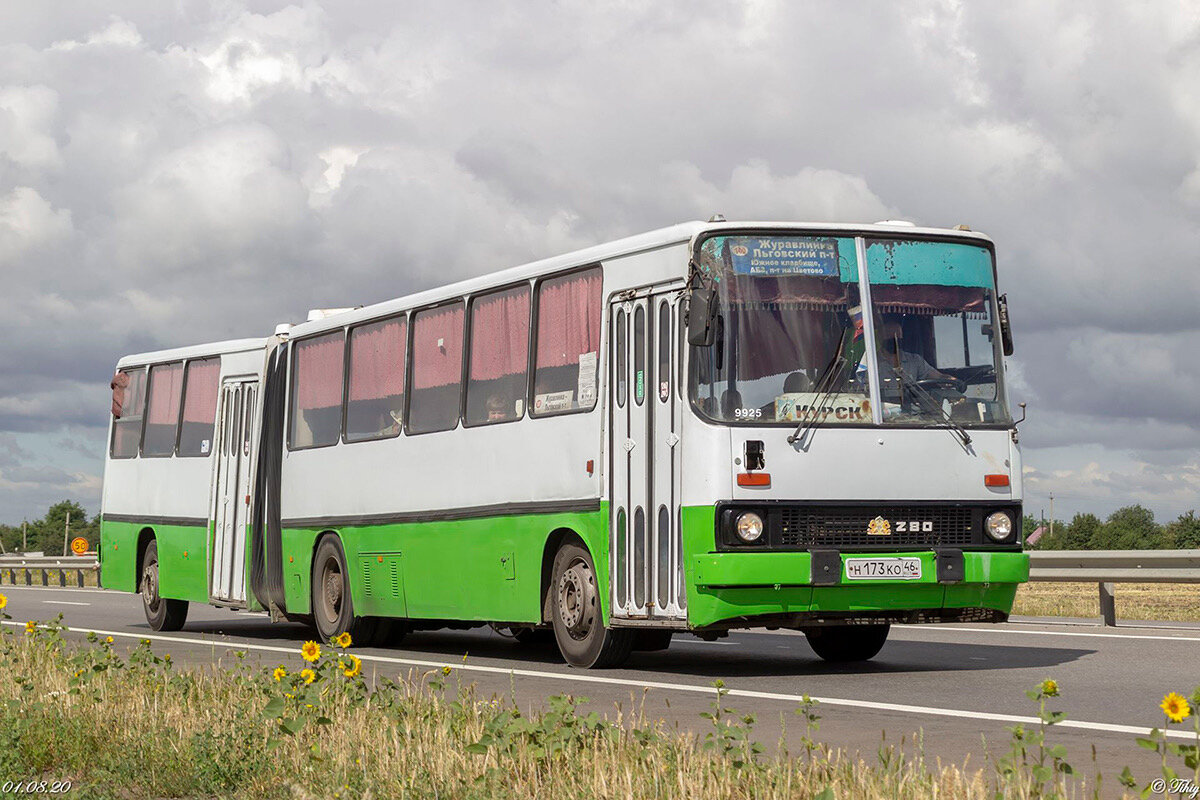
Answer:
top-left (1, 1), bottom-right (1197, 525)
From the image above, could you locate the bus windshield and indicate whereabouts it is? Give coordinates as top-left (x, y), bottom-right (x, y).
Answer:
top-left (690, 233), bottom-right (1010, 427)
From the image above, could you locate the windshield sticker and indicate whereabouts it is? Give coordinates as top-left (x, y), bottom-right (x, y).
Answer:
top-left (775, 393), bottom-right (873, 424)
top-left (728, 237), bottom-right (840, 277)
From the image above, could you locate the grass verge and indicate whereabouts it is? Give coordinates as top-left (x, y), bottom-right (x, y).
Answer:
top-left (2, 607), bottom-right (1200, 798)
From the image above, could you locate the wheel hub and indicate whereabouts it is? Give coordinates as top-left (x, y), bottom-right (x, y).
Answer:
top-left (321, 561), bottom-right (343, 623)
top-left (557, 559), bottom-right (595, 639)
top-left (142, 561), bottom-right (160, 612)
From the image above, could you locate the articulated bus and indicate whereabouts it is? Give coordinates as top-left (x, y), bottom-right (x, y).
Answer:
top-left (100, 220), bottom-right (1028, 668)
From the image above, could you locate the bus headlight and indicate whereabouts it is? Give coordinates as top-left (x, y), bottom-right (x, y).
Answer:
top-left (735, 512), bottom-right (764, 543)
top-left (985, 511), bottom-right (1013, 541)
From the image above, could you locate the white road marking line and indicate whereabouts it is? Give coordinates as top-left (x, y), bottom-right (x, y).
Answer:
top-left (895, 625), bottom-right (1200, 644)
top-left (43, 600), bottom-right (89, 606)
top-left (0, 587), bottom-right (114, 596)
top-left (3, 620), bottom-right (1190, 742)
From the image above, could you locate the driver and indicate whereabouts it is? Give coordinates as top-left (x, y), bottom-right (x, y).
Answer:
top-left (874, 315), bottom-right (959, 400)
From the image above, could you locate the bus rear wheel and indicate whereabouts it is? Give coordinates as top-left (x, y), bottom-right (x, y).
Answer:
top-left (550, 542), bottom-right (634, 668)
top-left (803, 624), bottom-right (890, 662)
top-left (141, 539), bottom-right (188, 631)
top-left (312, 536), bottom-right (377, 646)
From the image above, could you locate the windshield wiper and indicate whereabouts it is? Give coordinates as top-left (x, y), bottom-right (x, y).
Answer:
top-left (891, 365), bottom-right (972, 447)
top-left (787, 326), bottom-right (849, 446)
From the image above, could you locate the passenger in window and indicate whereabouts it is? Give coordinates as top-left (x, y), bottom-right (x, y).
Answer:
top-left (487, 395), bottom-right (507, 422)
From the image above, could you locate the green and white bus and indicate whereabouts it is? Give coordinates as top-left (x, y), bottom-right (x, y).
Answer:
top-left (100, 220), bottom-right (1028, 668)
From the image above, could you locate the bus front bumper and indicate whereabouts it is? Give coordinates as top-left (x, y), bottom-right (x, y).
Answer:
top-left (687, 550), bottom-right (1028, 630)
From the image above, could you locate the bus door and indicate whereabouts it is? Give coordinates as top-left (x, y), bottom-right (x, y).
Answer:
top-left (609, 289), bottom-right (685, 620)
top-left (210, 379), bottom-right (258, 604)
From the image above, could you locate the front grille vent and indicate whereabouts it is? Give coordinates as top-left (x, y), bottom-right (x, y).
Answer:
top-left (779, 506), bottom-right (974, 548)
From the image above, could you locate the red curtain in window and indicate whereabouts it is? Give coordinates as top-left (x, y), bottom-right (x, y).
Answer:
top-left (535, 270), bottom-right (601, 368)
top-left (295, 334), bottom-right (345, 410)
top-left (348, 319), bottom-right (406, 402)
top-left (146, 364), bottom-right (184, 425)
top-left (412, 305), bottom-right (464, 389)
top-left (182, 358), bottom-right (221, 423)
top-left (470, 288), bottom-right (529, 381)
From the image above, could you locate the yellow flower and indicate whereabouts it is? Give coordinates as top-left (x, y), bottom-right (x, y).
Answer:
top-left (285, 692), bottom-right (294, 699)
top-left (334, 632), bottom-right (352, 649)
top-left (272, 666), bottom-right (287, 682)
top-left (442, 665), bottom-right (452, 676)
top-left (1040, 679), bottom-right (1059, 697)
top-left (24, 621), bottom-right (35, 634)
top-left (105, 636), bottom-right (113, 644)
top-left (341, 654), bottom-right (362, 678)
top-left (0, 593), bottom-right (7, 609)
top-left (1162, 692), bottom-right (1191, 723)
top-left (300, 669), bottom-right (316, 685)
top-left (301, 640), bottom-right (321, 662)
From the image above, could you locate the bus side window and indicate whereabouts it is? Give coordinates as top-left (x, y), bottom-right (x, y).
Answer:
top-left (143, 362), bottom-right (184, 457)
top-left (290, 330), bottom-right (345, 449)
top-left (408, 302), bottom-right (465, 435)
top-left (346, 316), bottom-right (407, 442)
top-left (466, 285), bottom-right (530, 426)
top-left (178, 357), bottom-right (220, 457)
top-left (531, 266), bottom-right (602, 416)
top-left (110, 367), bottom-right (148, 459)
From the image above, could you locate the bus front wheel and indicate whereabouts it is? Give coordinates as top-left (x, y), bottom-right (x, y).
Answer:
top-left (141, 539), bottom-right (188, 631)
top-left (312, 536), bottom-right (377, 646)
top-left (803, 624), bottom-right (890, 662)
top-left (550, 542), bottom-right (634, 668)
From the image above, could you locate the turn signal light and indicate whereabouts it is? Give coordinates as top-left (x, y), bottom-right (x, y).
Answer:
top-left (737, 472), bottom-right (771, 487)
top-left (984, 474), bottom-right (1010, 487)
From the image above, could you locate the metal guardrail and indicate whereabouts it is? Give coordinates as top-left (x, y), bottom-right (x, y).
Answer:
top-left (1027, 549), bottom-right (1200, 626)
top-left (0, 555), bottom-right (98, 589)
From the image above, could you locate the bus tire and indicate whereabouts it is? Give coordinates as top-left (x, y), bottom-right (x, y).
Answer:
top-left (803, 624), bottom-right (890, 662)
top-left (141, 539), bottom-right (188, 632)
top-left (311, 535), bottom-right (377, 646)
top-left (550, 541), bottom-right (634, 668)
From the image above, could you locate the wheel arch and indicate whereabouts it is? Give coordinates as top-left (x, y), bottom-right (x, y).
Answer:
top-left (540, 526), bottom-right (590, 624)
top-left (134, 526), bottom-right (156, 591)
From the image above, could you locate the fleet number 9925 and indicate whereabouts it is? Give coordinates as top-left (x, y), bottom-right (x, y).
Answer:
top-left (3, 781), bottom-right (72, 794)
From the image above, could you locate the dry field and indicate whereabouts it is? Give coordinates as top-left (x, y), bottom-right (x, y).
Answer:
top-left (1014, 581), bottom-right (1200, 623)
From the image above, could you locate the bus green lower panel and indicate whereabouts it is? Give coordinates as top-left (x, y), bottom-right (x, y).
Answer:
top-left (99, 519), bottom-right (209, 603)
top-left (686, 550), bottom-right (1028, 629)
top-left (280, 504), bottom-right (609, 625)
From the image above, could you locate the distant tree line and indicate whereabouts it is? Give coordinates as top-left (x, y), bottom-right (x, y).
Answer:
top-left (1023, 506), bottom-right (1200, 550)
top-left (0, 500), bottom-right (101, 555)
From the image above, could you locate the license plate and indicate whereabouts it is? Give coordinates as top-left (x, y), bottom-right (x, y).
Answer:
top-left (843, 556), bottom-right (923, 581)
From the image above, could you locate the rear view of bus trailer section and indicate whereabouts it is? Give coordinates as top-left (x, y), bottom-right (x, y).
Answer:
top-left (100, 220), bottom-right (1028, 668)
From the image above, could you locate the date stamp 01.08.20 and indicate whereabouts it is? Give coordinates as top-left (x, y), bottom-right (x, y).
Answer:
top-left (2, 781), bottom-right (72, 795)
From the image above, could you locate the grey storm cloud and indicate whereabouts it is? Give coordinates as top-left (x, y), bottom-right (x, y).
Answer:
top-left (0, 1), bottom-right (1198, 521)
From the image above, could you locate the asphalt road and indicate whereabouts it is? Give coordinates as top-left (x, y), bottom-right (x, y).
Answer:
top-left (3, 584), bottom-right (1196, 792)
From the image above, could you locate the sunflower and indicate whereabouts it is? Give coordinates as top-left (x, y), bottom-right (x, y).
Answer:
top-left (0, 593), bottom-right (7, 609)
top-left (1040, 679), bottom-right (1059, 697)
top-left (301, 640), bottom-right (321, 662)
top-left (105, 636), bottom-right (113, 644)
top-left (1162, 692), bottom-right (1191, 723)
top-left (300, 669), bottom-right (316, 685)
top-left (24, 621), bottom-right (35, 634)
top-left (334, 632), bottom-right (352, 649)
top-left (272, 666), bottom-right (287, 682)
top-left (341, 654), bottom-right (362, 678)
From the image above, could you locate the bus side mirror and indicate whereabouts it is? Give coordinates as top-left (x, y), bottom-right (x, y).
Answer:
top-left (997, 293), bottom-right (1014, 356)
top-left (687, 286), bottom-right (718, 347)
